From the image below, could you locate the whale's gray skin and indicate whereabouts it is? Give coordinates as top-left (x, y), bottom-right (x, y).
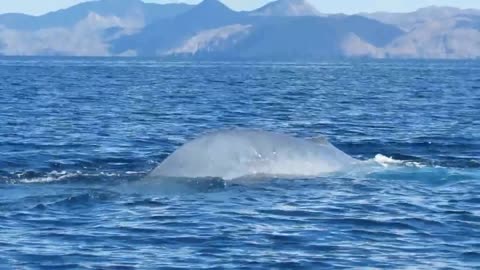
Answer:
top-left (148, 130), bottom-right (358, 180)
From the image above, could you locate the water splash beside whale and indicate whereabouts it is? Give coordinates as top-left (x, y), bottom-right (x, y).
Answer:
top-left (147, 129), bottom-right (359, 180)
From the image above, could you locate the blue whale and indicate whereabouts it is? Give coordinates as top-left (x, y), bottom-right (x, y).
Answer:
top-left (148, 129), bottom-right (358, 180)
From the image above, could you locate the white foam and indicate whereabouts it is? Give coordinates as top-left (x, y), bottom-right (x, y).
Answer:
top-left (18, 170), bottom-right (82, 183)
top-left (14, 170), bottom-right (141, 184)
top-left (373, 154), bottom-right (426, 168)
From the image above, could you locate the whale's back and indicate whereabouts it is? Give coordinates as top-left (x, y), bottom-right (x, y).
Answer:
top-left (149, 130), bottom-right (357, 180)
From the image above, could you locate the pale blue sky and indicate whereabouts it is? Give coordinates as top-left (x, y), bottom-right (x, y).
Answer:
top-left (1, 0), bottom-right (480, 15)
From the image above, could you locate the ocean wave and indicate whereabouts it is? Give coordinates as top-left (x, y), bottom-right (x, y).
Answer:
top-left (16, 170), bottom-right (83, 184)
top-left (373, 154), bottom-right (427, 168)
top-left (3, 170), bottom-right (145, 184)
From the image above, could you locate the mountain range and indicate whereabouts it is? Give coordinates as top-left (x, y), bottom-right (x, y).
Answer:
top-left (0, 0), bottom-right (479, 59)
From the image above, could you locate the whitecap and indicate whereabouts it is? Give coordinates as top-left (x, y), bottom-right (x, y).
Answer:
top-left (17, 170), bottom-right (82, 184)
top-left (373, 154), bottom-right (427, 168)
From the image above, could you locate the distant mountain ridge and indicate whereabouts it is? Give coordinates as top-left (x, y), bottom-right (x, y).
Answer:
top-left (0, 0), bottom-right (193, 30)
top-left (361, 6), bottom-right (480, 59)
top-left (112, 0), bottom-right (244, 56)
top-left (249, 0), bottom-right (322, 17)
top-left (0, 0), bottom-right (479, 59)
top-left (112, 0), bottom-right (403, 58)
top-left (363, 6), bottom-right (480, 31)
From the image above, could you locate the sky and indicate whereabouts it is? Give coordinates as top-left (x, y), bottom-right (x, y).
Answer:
top-left (1, 0), bottom-right (480, 16)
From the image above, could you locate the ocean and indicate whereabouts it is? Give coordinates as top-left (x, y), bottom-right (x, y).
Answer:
top-left (0, 58), bottom-right (479, 269)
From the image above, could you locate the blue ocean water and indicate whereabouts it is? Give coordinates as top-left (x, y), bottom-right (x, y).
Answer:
top-left (0, 58), bottom-right (479, 269)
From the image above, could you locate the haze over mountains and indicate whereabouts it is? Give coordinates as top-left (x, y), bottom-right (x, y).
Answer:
top-left (0, 0), bottom-right (479, 59)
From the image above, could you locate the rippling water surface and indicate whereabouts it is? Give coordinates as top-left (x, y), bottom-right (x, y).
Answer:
top-left (0, 58), bottom-right (479, 269)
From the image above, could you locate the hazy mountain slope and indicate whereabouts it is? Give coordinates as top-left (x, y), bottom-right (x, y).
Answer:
top-left (361, 6), bottom-right (480, 59)
top-left (383, 18), bottom-right (480, 59)
top-left (165, 24), bottom-right (252, 56)
top-left (335, 15), bottom-right (404, 47)
top-left (233, 16), bottom-right (402, 59)
top-left (0, 13), bottom-right (34, 30)
top-left (363, 6), bottom-right (480, 31)
top-left (0, 0), bottom-right (192, 31)
top-left (249, 0), bottom-right (322, 17)
top-left (112, 0), bottom-right (246, 56)
top-left (163, 15), bottom-right (403, 60)
top-left (0, 0), bottom-right (479, 59)
top-left (0, 0), bottom-right (193, 56)
top-left (455, 15), bottom-right (480, 30)
top-left (0, 13), bottom-right (120, 56)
